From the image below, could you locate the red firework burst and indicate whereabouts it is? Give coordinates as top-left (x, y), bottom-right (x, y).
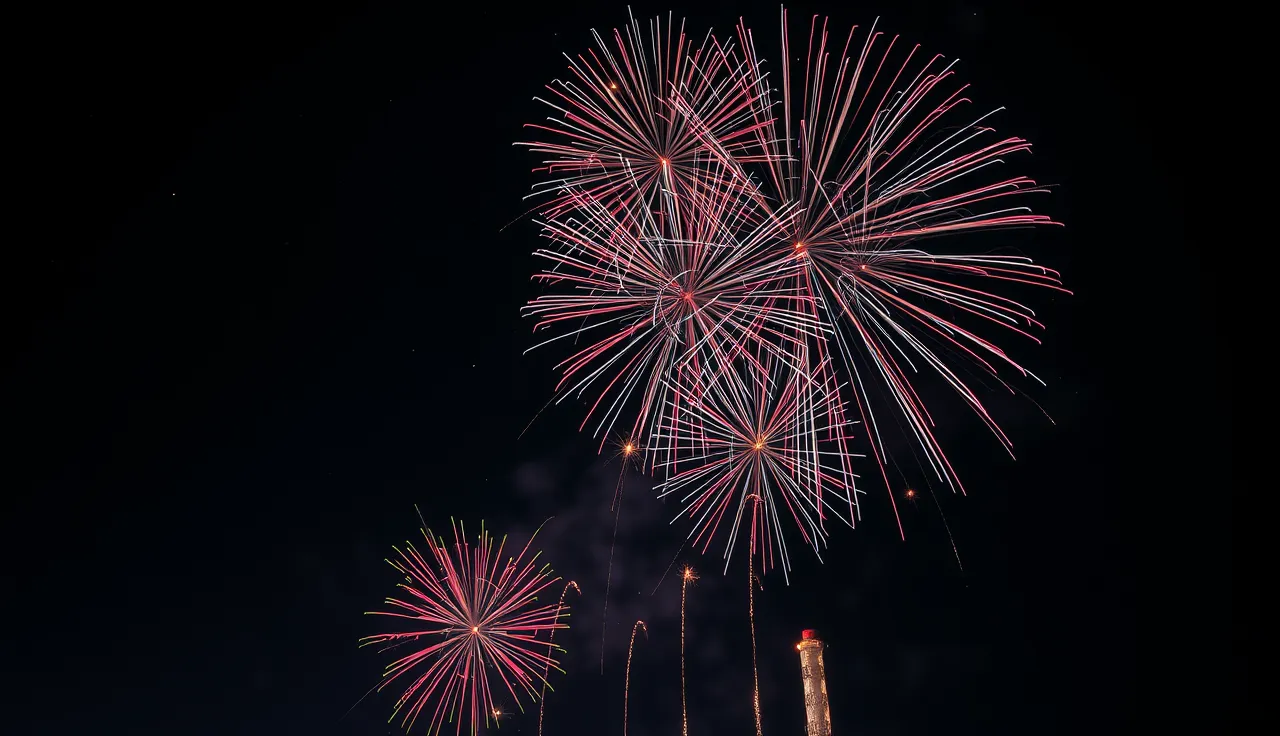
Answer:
top-left (719, 11), bottom-right (1068, 521)
top-left (517, 10), bottom-right (771, 218)
top-left (522, 160), bottom-right (821, 455)
top-left (361, 519), bottom-right (568, 735)
top-left (516, 9), bottom-right (1068, 566)
top-left (652, 352), bottom-right (862, 580)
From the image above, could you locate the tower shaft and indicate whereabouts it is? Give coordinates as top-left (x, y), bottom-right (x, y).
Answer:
top-left (797, 629), bottom-right (832, 736)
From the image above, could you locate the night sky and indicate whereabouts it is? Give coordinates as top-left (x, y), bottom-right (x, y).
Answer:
top-left (6, 1), bottom-right (1228, 734)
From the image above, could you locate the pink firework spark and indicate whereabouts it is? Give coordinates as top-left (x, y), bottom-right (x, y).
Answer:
top-left (361, 519), bottom-right (567, 735)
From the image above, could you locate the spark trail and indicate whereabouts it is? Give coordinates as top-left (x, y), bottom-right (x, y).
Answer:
top-left (748, 548), bottom-right (763, 736)
top-left (623, 620), bottom-right (648, 736)
top-left (602, 438), bottom-right (640, 673)
top-left (518, 10), bottom-right (771, 218)
top-left (538, 580), bottom-right (581, 736)
top-left (681, 566), bottom-right (698, 736)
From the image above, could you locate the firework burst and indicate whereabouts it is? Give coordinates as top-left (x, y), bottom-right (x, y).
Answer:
top-left (517, 8), bottom-right (1066, 578)
top-left (518, 10), bottom-right (771, 218)
top-left (653, 353), bottom-right (863, 580)
top-left (361, 518), bottom-right (567, 735)
top-left (522, 160), bottom-right (819, 454)
top-left (719, 10), bottom-right (1068, 515)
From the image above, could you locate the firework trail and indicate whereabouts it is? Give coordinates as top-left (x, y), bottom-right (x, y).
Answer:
top-left (517, 10), bottom-right (771, 218)
top-left (649, 538), bottom-right (689, 596)
top-left (702, 9), bottom-right (1066, 514)
top-left (910, 482), bottom-right (965, 573)
top-left (361, 519), bottom-right (567, 735)
top-left (652, 353), bottom-right (863, 581)
top-left (680, 565), bottom-right (697, 736)
top-left (601, 438), bottom-right (641, 673)
top-left (748, 548), bottom-right (763, 736)
top-left (538, 580), bottom-right (580, 736)
top-left (623, 620), bottom-right (648, 736)
top-left (934, 489), bottom-right (964, 572)
top-left (522, 160), bottom-right (815, 455)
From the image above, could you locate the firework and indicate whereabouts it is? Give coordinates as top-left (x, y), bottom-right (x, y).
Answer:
top-left (719, 10), bottom-right (1066, 515)
top-left (601, 436), bottom-right (642, 673)
top-left (680, 565), bottom-right (697, 736)
top-left (361, 519), bottom-right (567, 735)
top-left (522, 160), bottom-right (817, 453)
top-left (517, 8), bottom-right (1065, 577)
top-left (538, 580), bottom-right (580, 736)
top-left (652, 353), bottom-right (863, 580)
top-left (623, 620), bottom-right (648, 736)
top-left (517, 10), bottom-right (770, 218)
top-left (748, 552), bottom-right (763, 736)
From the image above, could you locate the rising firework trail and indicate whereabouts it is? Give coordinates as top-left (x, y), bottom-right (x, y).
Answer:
top-left (623, 620), bottom-right (648, 736)
top-left (601, 438), bottom-right (641, 673)
top-left (538, 580), bottom-right (581, 736)
top-left (748, 545), bottom-right (763, 736)
top-left (680, 566), bottom-right (698, 736)
top-left (361, 518), bottom-right (567, 735)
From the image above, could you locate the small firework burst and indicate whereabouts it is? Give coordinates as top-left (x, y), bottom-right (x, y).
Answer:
top-left (652, 353), bottom-right (864, 580)
top-left (361, 518), bottom-right (567, 735)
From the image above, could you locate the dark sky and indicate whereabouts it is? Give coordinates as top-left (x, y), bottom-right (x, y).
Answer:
top-left (5, 1), bottom-right (1229, 734)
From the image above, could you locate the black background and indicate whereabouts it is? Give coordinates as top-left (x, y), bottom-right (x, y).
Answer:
top-left (5, 1), bottom-right (1229, 734)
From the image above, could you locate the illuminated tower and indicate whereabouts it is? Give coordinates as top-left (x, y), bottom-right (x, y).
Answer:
top-left (797, 629), bottom-right (832, 736)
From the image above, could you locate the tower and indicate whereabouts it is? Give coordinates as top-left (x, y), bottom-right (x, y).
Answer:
top-left (796, 629), bottom-right (832, 736)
